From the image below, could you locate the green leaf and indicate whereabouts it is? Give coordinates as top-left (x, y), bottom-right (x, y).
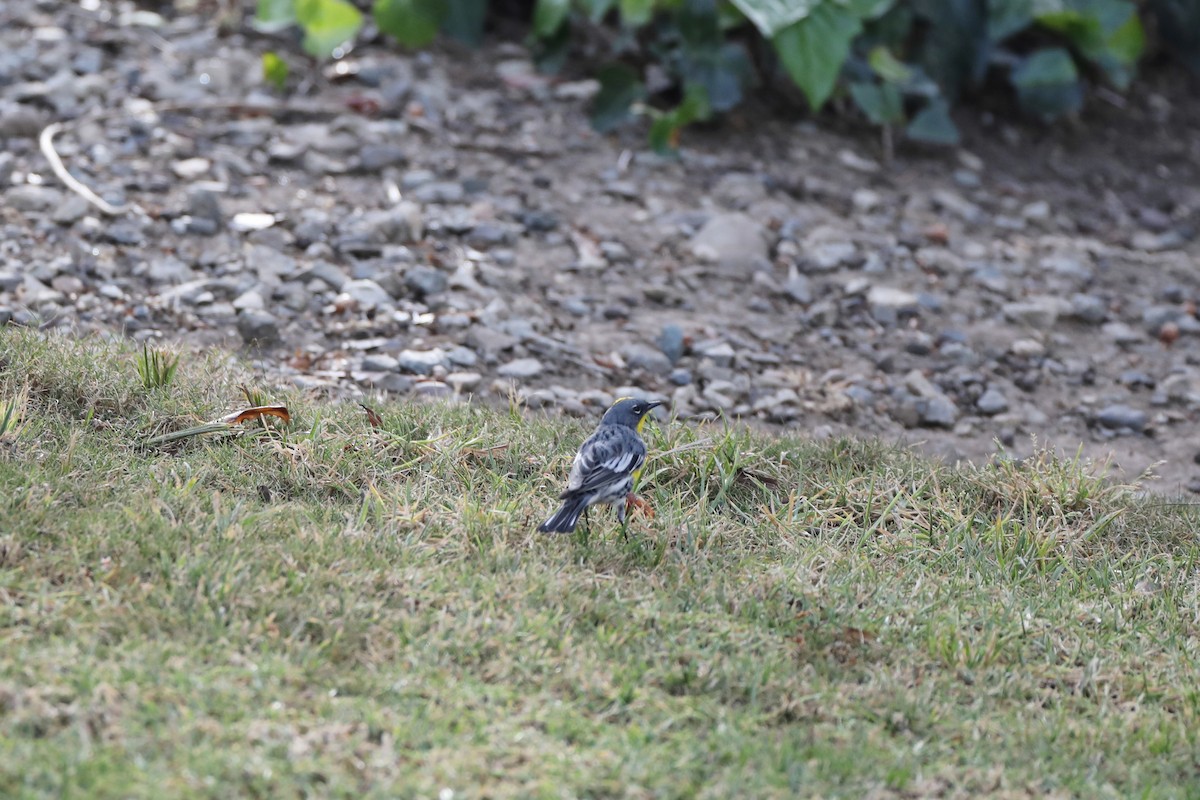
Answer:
top-left (838, 0), bottom-right (895, 19)
top-left (906, 98), bottom-right (959, 144)
top-left (581, 0), bottom-right (616, 21)
top-left (1011, 47), bottom-right (1083, 121)
top-left (262, 51), bottom-right (290, 91)
top-left (728, 0), bottom-right (817, 37)
top-left (989, 0), bottom-right (1033, 40)
top-left (442, 0), bottom-right (487, 45)
top-left (773, 3), bottom-right (862, 111)
top-left (849, 81), bottom-right (904, 124)
top-left (373, 0), bottom-right (443, 48)
top-left (868, 46), bottom-right (912, 82)
top-left (649, 84), bottom-right (711, 156)
top-left (910, 0), bottom-right (989, 98)
top-left (590, 64), bottom-right (647, 132)
top-left (1035, 0), bottom-right (1142, 85)
top-left (533, 0), bottom-right (571, 37)
top-left (619, 0), bottom-right (656, 27)
top-left (295, 0), bottom-right (363, 57)
top-left (256, 0), bottom-right (297, 27)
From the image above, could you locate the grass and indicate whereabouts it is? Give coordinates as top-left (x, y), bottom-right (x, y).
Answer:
top-left (1, 326), bottom-right (1199, 799)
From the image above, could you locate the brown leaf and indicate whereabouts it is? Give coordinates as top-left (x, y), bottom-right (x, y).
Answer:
top-left (359, 402), bottom-right (383, 429)
top-left (221, 405), bottom-right (290, 425)
top-left (460, 444), bottom-right (509, 461)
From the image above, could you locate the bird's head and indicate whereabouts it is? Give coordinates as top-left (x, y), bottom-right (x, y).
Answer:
top-left (602, 397), bottom-right (664, 431)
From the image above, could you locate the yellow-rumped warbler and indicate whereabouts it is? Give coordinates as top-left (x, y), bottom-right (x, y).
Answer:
top-left (538, 397), bottom-right (663, 534)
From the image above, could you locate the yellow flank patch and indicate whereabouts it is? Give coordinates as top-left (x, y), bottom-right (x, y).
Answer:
top-left (636, 414), bottom-right (650, 434)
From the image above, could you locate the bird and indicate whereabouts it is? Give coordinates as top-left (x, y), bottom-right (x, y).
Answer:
top-left (538, 397), bottom-right (664, 535)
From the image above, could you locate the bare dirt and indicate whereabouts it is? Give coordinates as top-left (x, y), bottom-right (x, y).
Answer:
top-left (2, 1), bottom-right (1198, 493)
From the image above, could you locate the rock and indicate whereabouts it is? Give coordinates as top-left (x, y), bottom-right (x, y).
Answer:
top-left (621, 343), bottom-right (673, 376)
top-left (497, 357), bottom-right (544, 379)
top-left (1010, 338), bottom-right (1045, 358)
top-left (1118, 370), bottom-right (1155, 389)
top-left (1002, 298), bottom-right (1060, 329)
top-left (446, 372), bottom-right (483, 392)
top-left (807, 241), bottom-right (859, 272)
top-left (867, 286), bottom-right (920, 314)
top-left (1141, 304), bottom-right (1179, 334)
top-left (362, 354), bottom-right (400, 372)
top-left (466, 222), bottom-right (517, 248)
top-left (52, 195), bottom-right (90, 225)
top-left (187, 188), bottom-right (223, 229)
top-left (689, 212), bottom-right (769, 275)
top-left (413, 381), bottom-right (452, 398)
top-left (412, 181), bottom-right (465, 204)
top-left (341, 278), bottom-right (393, 308)
top-left (782, 267), bottom-right (813, 304)
top-left (932, 189), bottom-right (983, 222)
top-left (695, 340), bottom-right (735, 367)
top-left (1101, 322), bottom-right (1144, 345)
top-left (404, 266), bottom-right (447, 297)
top-left (1095, 404), bottom-right (1148, 432)
top-left (6, 185), bottom-right (63, 212)
top-left (976, 387), bottom-right (1009, 415)
top-left (232, 290), bottom-right (265, 311)
top-left (147, 256), bottom-right (193, 285)
top-left (397, 349), bottom-right (447, 375)
top-left (1068, 294), bottom-right (1107, 325)
top-left (236, 309), bottom-right (280, 347)
top-left (358, 143), bottom-right (407, 171)
top-left (657, 324), bottom-right (685, 364)
top-left (919, 395), bottom-right (960, 428)
top-left (668, 368), bottom-right (692, 386)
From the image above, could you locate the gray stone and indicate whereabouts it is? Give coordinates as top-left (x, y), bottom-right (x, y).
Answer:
top-left (341, 278), bottom-right (393, 308)
top-left (1095, 404), bottom-right (1148, 432)
top-left (232, 290), bottom-right (265, 311)
top-left (466, 222), bottom-right (517, 248)
top-left (807, 241), bottom-right (859, 272)
top-left (6, 185), bottom-right (62, 212)
top-left (52, 195), bottom-right (90, 225)
top-left (657, 324), bottom-right (685, 364)
top-left (397, 349), bottom-right (447, 375)
top-left (976, 388), bottom-right (1009, 415)
top-left (236, 309), bottom-right (280, 347)
top-left (362, 354), bottom-right (400, 372)
top-left (404, 266), bottom-right (447, 297)
top-left (446, 372), bottom-right (483, 391)
top-left (695, 340), bottom-right (735, 367)
top-left (413, 381), bottom-right (452, 398)
top-left (867, 286), bottom-right (920, 314)
top-left (621, 343), bottom-right (673, 375)
top-left (1002, 298), bottom-right (1060, 329)
top-left (919, 395), bottom-right (959, 428)
top-left (689, 212), bottom-right (769, 275)
top-left (413, 181), bottom-right (466, 204)
top-left (445, 346), bottom-right (478, 367)
top-left (1141, 304), bottom-right (1180, 333)
top-left (1068, 294), bottom-right (1107, 325)
top-left (358, 143), bottom-right (407, 171)
top-left (497, 357), bottom-right (544, 379)
top-left (147, 256), bottom-right (194, 285)
top-left (187, 188), bottom-right (223, 228)
top-left (1102, 322), bottom-right (1144, 345)
top-left (668, 368), bottom-right (692, 386)
top-left (782, 268), bottom-right (813, 304)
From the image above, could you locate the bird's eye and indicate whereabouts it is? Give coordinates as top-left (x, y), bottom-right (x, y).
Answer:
top-left (632, 404), bottom-right (641, 414)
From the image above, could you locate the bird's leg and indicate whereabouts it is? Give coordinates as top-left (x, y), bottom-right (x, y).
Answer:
top-left (617, 500), bottom-right (629, 542)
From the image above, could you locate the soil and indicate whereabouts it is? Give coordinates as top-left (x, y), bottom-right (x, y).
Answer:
top-left (2, 0), bottom-right (1199, 493)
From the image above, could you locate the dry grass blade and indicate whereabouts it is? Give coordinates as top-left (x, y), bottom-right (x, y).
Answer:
top-left (359, 402), bottom-right (384, 429)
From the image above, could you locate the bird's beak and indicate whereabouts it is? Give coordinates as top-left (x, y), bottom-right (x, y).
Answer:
top-left (646, 400), bottom-right (665, 411)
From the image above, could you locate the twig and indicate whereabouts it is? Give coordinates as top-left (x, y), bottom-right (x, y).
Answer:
top-left (39, 122), bottom-right (132, 217)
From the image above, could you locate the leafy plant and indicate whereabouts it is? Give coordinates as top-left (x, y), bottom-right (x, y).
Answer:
top-left (136, 343), bottom-right (180, 390)
top-left (249, 0), bottom-right (1190, 151)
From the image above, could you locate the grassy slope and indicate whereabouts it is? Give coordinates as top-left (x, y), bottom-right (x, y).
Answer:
top-left (1, 328), bottom-right (1198, 799)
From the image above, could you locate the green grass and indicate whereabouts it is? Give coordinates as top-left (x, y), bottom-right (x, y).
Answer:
top-left (1, 327), bottom-right (1198, 799)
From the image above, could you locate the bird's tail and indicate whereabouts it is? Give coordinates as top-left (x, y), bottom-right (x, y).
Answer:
top-left (537, 495), bottom-right (589, 534)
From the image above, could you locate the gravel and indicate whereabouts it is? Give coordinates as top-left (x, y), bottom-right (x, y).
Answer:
top-left (0, 0), bottom-right (1196, 491)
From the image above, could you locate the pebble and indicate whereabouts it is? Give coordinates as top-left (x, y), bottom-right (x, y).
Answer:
top-left (6, 185), bottom-right (62, 212)
top-left (976, 387), bottom-right (1009, 415)
top-left (341, 278), bottom-right (394, 308)
top-left (412, 181), bottom-right (465, 204)
top-left (1002, 298), bottom-right (1060, 329)
top-left (1095, 404), bottom-right (1148, 432)
top-left (657, 324), bottom-right (685, 364)
top-left (689, 212), bottom-right (769, 274)
top-left (397, 349), bottom-right (447, 375)
top-left (1068, 294), bottom-right (1107, 325)
top-left (404, 265), bottom-right (448, 297)
top-left (362, 354), bottom-right (400, 372)
top-left (621, 343), bottom-right (672, 375)
top-left (236, 309), bottom-right (281, 347)
top-left (497, 357), bottom-right (544, 378)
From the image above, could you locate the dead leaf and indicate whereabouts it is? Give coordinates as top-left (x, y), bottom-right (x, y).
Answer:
top-left (459, 444), bottom-right (509, 461)
top-left (625, 494), bottom-right (655, 520)
top-left (222, 405), bottom-right (290, 425)
top-left (359, 402), bottom-right (383, 429)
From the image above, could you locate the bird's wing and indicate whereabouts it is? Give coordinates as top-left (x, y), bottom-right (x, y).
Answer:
top-left (562, 426), bottom-right (646, 497)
